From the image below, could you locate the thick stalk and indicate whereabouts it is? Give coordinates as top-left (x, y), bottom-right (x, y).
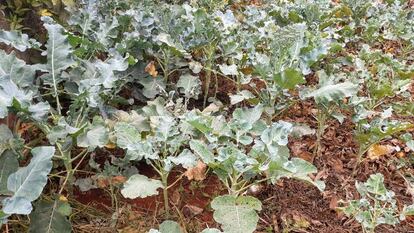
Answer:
top-left (314, 110), bottom-right (327, 159)
top-left (160, 172), bottom-right (170, 217)
top-left (203, 45), bottom-right (215, 108)
top-left (59, 149), bottom-right (74, 194)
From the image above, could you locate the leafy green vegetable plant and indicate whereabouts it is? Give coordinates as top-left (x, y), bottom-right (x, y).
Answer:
top-left (115, 97), bottom-right (198, 216)
top-left (187, 104), bottom-right (324, 232)
top-left (301, 70), bottom-right (358, 158)
top-left (339, 173), bottom-right (414, 233)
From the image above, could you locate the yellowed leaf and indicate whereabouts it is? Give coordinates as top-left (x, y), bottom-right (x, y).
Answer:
top-left (184, 160), bottom-right (207, 181)
top-left (59, 195), bottom-right (68, 202)
top-left (104, 142), bottom-right (117, 149)
top-left (38, 9), bottom-right (53, 17)
top-left (367, 144), bottom-right (395, 160)
top-left (144, 61), bottom-right (158, 78)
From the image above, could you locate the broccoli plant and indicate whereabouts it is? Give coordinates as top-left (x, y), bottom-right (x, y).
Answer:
top-left (339, 173), bottom-right (414, 233)
top-left (301, 70), bottom-right (358, 158)
top-left (115, 97), bottom-right (199, 216)
top-left (186, 104), bottom-right (324, 233)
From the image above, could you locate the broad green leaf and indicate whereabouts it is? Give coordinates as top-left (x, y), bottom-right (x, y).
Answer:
top-left (177, 74), bottom-right (201, 99)
top-left (406, 140), bottom-right (414, 151)
top-left (219, 64), bottom-right (238, 76)
top-left (40, 16), bottom-right (75, 112)
top-left (0, 210), bottom-right (5, 218)
top-left (28, 102), bottom-right (50, 121)
top-left (401, 204), bottom-right (414, 220)
top-left (211, 195), bottom-right (262, 233)
top-left (139, 76), bottom-right (166, 99)
top-left (268, 157), bottom-right (325, 191)
top-left (3, 146), bottom-right (55, 215)
top-left (169, 149), bottom-right (197, 169)
top-left (29, 199), bottom-right (72, 233)
top-left (332, 111), bottom-right (345, 124)
top-left (274, 68), bottom-right (305, 90)
top-left (156, 33), bottom-right (185, 53)
top-left (190, 140), bottom-right (215, 164)
top-left (0, 75), bottom-right (32, 118)
top-left (0, 30), bottom-right (40, 52)
top-left (364, 173), bottom-right (387, 196)
top-left (261, 121), bottom-right (292, 146)
top-left (303, 81), bottom-right (358, 104)
top-left (121, 174), bottom-right (163, 199)
top-left (0, 50), bottom-right (36, 87)
top-left (232, 105), bottom-right (263, 131)
top-left (96, 16), bottom-right (120, 47)
top-left (201, 229), bottom-right (222, 233)
top-left (77, 117), bottom-right (109, 149)
top-left (189, 61), bottom-right (203, 74)
top-left (229, 90), bottom-right (255, 105)
top-left (113, 110), bottom-right (149, 131)
top-left (149, 220), bottom-right (183, 233)
top-left (114, 122), bottom-right (151, 160)
top-left (47, 118), bottom-right (79, 144)
top-left (94, 54), bottom-right (128, 88)
top-left (74, 177), bottom-right (97, 192)
top-left (114, 122), bottom-right (142, 149)
top-left (0, 125), bottom-right (14, 155)
top-left (0, 150), bottom-right (18, 195)
top-left (159, 220), bottom-right (182, 233)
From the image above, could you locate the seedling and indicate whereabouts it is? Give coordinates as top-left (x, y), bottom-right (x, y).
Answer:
top-left (339, 173), bottom-right (414, 233)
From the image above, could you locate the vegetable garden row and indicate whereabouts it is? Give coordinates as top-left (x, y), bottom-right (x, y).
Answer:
top-left (0, 0), bottom-right (414, 232)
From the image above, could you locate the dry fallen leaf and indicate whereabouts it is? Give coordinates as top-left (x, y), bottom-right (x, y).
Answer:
top-left (96, 175), bottom-right (127, 188)
top-left (367, 144), bottom-right (395, 160)
top-left (184, 160), bottom-right (207, 181)
top-left (182, 204), bottom-right (203, 217)
top-left (111, 175), bottom-right (127, 185)
top-left (145, 61), bottom-right (158, 77)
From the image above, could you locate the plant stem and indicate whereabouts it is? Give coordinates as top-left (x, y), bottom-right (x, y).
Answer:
top-left (314, 109), bottom-right (327, 160)
top-left (161, 171), bottom-right (170, 217)
top-left (203, 44), bottom-right (215, 108)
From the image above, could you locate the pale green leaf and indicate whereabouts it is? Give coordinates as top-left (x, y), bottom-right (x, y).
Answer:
top-left (29, 200), bottom-right (72, 233)
top-left (190, 140), bottom-right (215, 164)
top-left (201, 229), bottom-right (222, 233)
top-left (229, 90), bottom-right (255, 105)
top-left (121, 174), bottom-right (163, 199)
top-left (177, 74), bottom-right (201, 99)
top-left (40, 16), bottom-right (75, 100)
top-left (0, 30), bottom-right (40, 52)
top-left (169, 149), bottom-right (197, 169)
top-left (0, 125), bottom-right (14, 155)
top-left (0, 150), bottom-right (18, 195)
top-left (303, 82), bottom-right (358, 104)
top-left (268, 157), bottom-right (325, 191)
top-left (149, 220), bottom-right (183, 233)
top-left (0, 50), bottom-right (36, 87)
top-left (158, 220), bottom-right (182, 233)
top-left (94, 54), bottom-right (128, 88)
top-left (77, 117), bottom-right (108, 149)
top-left (3, 146), bottom-right (55, 215)
top-left (139, 76), bottom-right (166, 99)
top-left (401, 204), bottom-right (414, 219)
top-left (211, 195), bottom-right (262, 233)
top-left (274, 68), bottom-right (305, 90)
top-left (365, 173), bottom-right (387, 196)
top-left (406, 140), bottom-right (414, 151)
top-left (0, 75), bottom-right (32, 118)
top-left (219, 64), bottom-right (238, 76)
